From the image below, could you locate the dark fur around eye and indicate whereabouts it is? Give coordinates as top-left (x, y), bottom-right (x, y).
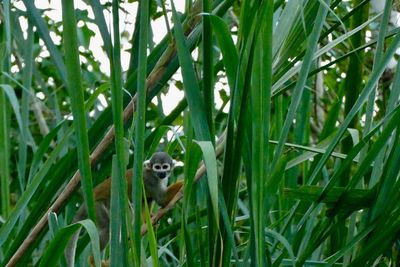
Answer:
top-left (162, 164), bottom-right (170, 170)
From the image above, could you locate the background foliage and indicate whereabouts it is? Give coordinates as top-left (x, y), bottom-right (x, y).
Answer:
top-left (1, 0), bottom-right (400, 266)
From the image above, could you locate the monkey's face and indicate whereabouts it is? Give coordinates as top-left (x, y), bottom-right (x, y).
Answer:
top-left (144, 152), bottom-right (175, 180)
top-left (152, 162), bottom-right (172, 179)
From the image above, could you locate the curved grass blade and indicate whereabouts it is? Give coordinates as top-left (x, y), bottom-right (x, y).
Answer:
top-left (0, 85), bottom-right (25, 144)
top-left (270, 0), bottom-right (330, 171)
top-left (194, 140), bottom-right (219, 227)
top-left (170, 1), bottom-right (211, 141)
top-left (87, 0), bottom-right (112, 57)
top-left (265, 228), bottom-right (295, 267)
top-left (207, 14), bottom-right (239, 92)
top-left (307, 23), bottom-right (400, 186)
top-left (272, 13), bottom-right (380, 94)
top-left (39, 219), bottom-right (101, 267)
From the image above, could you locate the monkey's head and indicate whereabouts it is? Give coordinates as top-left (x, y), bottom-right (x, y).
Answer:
top-left (144, 152), bottom-right (176, 179)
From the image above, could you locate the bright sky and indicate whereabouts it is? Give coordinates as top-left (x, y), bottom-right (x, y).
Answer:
top-left (371, 0), bottom-right (400, 25)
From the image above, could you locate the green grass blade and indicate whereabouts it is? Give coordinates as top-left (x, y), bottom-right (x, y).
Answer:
top-left (0, 90), bottom-right (11, 220)
top-left (143, 193), bottom-right (159, 267)
top-left (170, 1), bottom-right (211, 141)
top-left (39, 219), bottom-right (101, 267)
top-left (307, 26), bottom-right (400, 186)
top-left (272, 13), bottom-right (380, 94)
top-left (0, 122), bottom-right (68, 251)
top-left (207, 14), bottom-right (239, 93)
top-left (270, 0), bottom-right (330, 171)
top-left (87, 0), bottom-right (112, 56)
top-left (0, 0), bottom-right (11, 220)
top-left (273, 0), bottom-right (301, 59)
top-left (250, 1), bottom-right (273, 265)
top-left (110, 155), bottom-right (128, 266)
top-left (265, 228), bottom-right (295, 267)
top-left (132, 0), bottom-right (149, 264)
top-left (17, 25), bottom-right (34, 191)
top-left (182, 118), bottom-right (200, 267)
top-left (108, 0), bottom-right (129, 265)
top-left (0, 85), bottom-right (25, 144)
top-left (194, 141), bottom-right (219, 227)
top-left (202, 0), bottom-right (215, 140)
top-left (363, 0), bottom-right (389, 134)
top-left (61, 0), bottom-right (96, 222)
top-left (326, 222), bottom-right (376, 264)
top-left (21, 0), bottom-right (67, 83)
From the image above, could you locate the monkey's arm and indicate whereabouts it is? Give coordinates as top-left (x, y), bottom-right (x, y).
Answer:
top-left (158, 181), bottom-right (183, 207)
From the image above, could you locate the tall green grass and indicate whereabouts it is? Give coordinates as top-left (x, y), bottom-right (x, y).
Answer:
top-left (1, 0), bottom-right (400, 266)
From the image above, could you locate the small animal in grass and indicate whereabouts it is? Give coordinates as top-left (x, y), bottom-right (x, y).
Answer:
top-left (65, 152), bottom-right (183, 267)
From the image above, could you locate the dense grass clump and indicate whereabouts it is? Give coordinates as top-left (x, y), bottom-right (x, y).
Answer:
top-left (1, 0), bottom-right (400, 266)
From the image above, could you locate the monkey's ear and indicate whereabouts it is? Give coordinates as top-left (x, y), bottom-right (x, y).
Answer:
top-left (144, 160), bottom-right (151, 169)
top-left (172, 160), bottom-right (184, 167)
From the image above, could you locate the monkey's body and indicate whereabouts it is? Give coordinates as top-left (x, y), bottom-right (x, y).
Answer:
top-left (144, 168), bottom-right (167, 204)
top-left (65, 152), bottom-right (182, 266)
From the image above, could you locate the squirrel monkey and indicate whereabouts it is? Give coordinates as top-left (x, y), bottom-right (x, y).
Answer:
top-left (65, 152), bottom-right (183, 266)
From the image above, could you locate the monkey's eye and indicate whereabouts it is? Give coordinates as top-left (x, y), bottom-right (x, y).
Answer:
top-left (153, 164), bottom-right (162, 171)
top-left (161, 164), bottom-right (170, 170)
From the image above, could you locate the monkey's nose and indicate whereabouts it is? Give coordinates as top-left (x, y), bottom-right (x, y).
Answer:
top-left (158, 172), bottom-right (167, 179)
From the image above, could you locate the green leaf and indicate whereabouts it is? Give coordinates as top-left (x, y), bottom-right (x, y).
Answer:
top-left (0, 126), bottom-right (72, 249)
top-left (171, 1), bottom-right (211, 141)
top-left (194, 141), bottom-right (219, 227)
top-left (62, 0), bottom-right (96, 224)
top-left (39, 219), bottom-right (101, 267)
top-left (0, 85), bottom-right (24, 138)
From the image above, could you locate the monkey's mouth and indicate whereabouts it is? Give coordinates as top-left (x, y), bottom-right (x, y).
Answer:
top-left (157, 172), bottom-right (168, 179)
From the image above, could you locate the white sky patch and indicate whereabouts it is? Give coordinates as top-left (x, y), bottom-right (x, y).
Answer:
top-left (36, 92), bottom-right (46, 100)
top-left (391, 11), bottom-right (400, 26)
top-left (18, 16), bottom-right (29, 38)
top-left (11, 65), bottom-right (19, 73)
top-left (371, 0), bottom-right (400, 27)
top-left (39, 49), bottom-right (50, 59)
top-left (161, 83), bottom-right (185, 113)
top-left (370, 0), bottom-right (384, 12)
top-left (98, 93), bottom-right (108, 108)
top-left (365, 30), bottom-right (372, 42)
top-left (215, 75), bottom-right (230, 113)
top-left (152, 15), bottom-right (169, 44)
top-left (387, 57), bottom-right (397, 69)
top-left (49, 31), bottom-right (62, 45)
